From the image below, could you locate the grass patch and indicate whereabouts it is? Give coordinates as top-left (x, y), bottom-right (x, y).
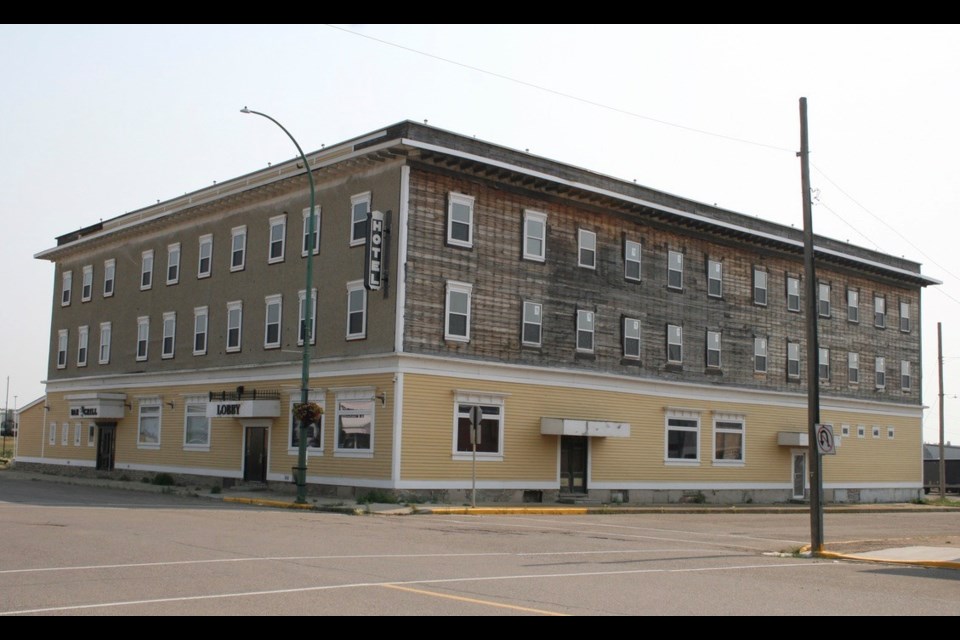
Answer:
top-left (356, 489), bottom-right (398, 505)
top-left (150, 473), bottom-right (176, 486)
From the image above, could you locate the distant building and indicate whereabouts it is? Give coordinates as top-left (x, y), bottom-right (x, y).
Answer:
top-left (923, 443), bottom-right (960, 493)
top-left (16, 121), bottom-right (938, 504)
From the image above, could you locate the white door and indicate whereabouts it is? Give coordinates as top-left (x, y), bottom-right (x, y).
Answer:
top-left (792, 451), bottom-right (806, 499)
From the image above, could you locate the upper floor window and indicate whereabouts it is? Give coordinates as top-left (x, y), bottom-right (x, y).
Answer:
top-left (230, 226), bottom-right (247, 272)
top-left (623, 317), bottom-right (641, 360)
top-left (162, 312), bottom-right (176, 359)
top-left (848, 351), bottom-right (859, 384)
top-left (198, 234), bottom-right (213, 278)
top-left (668, 251), bottom-right (683, 290)
top-left (874, 295), bottom-right (886, 328)
top-left (624, 240), bottom-right (641, 282)
top-left (298, 289), bottom-right (317, 346)
top-left (706, 330), bottom-right (721, 368)
top-left (787, 341), bottom-right (801, 379)
top-left (226, 301), bottom-right (242, 352)
top-left (786, 276), bottom-right (800, 312)
top-left (351, 192), bottom-right (371, 247)
top-left (875, 356), bottom-right (886, 389)
top-left (103, 259), bottom-right (115, 297)
top-left (578, 229), bottom-right (596, 269)
top-left (140, 250), bottom-right (154, 290)
top-left (136, 316), bottom-right (149, 361)
top-left (899, 301), bottom-right (910, 333)
top-left (81, 265), bottom-right (93, 302)
top-left (444, 281), bottom-right (472, 342)
top-left (817, 282), bottom-right (830, 318)
top-left (193, 306), bottom-right (208, 356)
top-left (166, 243), bottom-right (180, 285)
top-left (77, 325), bottom-right (88, 367)
top-left (901, 360), bottom-right (911, 391)
top-left (522, 301), bottom-right (542, 347)
top-left (264, 294), bottom-right (282, 349)
top-left (754, 337), bottom-right (768, 373)
top-left (707, 260), bottom-right (722, 298)
top-left (847, 288), bottom-right (859, 323)
top-left (61, 270), bottom-right (72, 306)
top-left (347, 280), bottom-right (367, 340)
top-left (818, 347), bottom-right (830, 381)
top-left (523, 210), bottom-right (547, 262)
top-left (753, 268), bottom-right (767, 306)
top-left (269, 214), bottom-right (286, 264)
top-left (447, 193), bottom-right (474, 249)
top-left (576, 309), bottom-right (595, 353)
top-left (98, 322), bottom-right (111, 365)
top-left (302, 206), bottom-right (320, 256)
top-left (667, 324), bottom-right (683, 364)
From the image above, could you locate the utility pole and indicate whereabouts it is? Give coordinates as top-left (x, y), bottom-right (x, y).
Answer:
top-left (939, 322), bottom-right (945, 496)
top-left (799, 97), bottom-right (824, 553)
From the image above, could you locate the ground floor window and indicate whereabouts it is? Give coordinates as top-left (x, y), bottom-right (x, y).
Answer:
top-left (455, 402), bottom-right (503, 456)
top-left (665, 410), bottom-right (699, 463)
top-left (289, 392), bottom-right (325, 452)
top-left (713, 415), bottom-right (744, 464)
top-left (184, 399), bottom-right (210, 450)
top-left (335, 391), bottom-right (374, 454)
top-left (138, 401), bottom-right (160, 448)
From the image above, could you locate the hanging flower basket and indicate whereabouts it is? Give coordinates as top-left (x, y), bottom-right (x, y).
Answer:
top-left (293, 402), bottom-right (324, 424)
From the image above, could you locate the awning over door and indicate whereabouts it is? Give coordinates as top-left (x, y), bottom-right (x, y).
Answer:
top-left (777, 431), bottom-right (809, 447)
top-left (66, 393), bottom-right (127, 420)
top-left (540, 417), bottom-right (630, 438)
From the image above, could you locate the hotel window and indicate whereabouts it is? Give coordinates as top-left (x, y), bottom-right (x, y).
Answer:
top-left (77, 325), bottom-right (88, 367)
top-left (707, 259), bottom-right (722, 298)
top-left (162, 312), bottom-right (176, 359)
top-left (230, 226), bottom-right (247, 272)
top-left (335, 391), bottom-right (374, 454)
top-left (841, 424), bottom-right (850, 437)
top-left (754, 337), bottom-right (767, 373)
top-left (847, 288), bottom-right (859, 323)
top-left (137, 401), bottom-right (160, 448)
top-left (523, 210), bottom-right (547, 262)
top-left (874, 295), bottom-right (886, 328)
top-left (901, 360), bottom-right (911, 391)
top-left (665, 411), bottom-right (700, 463)
top-left (578, 229), bottom-right (596, 269)
top-left (289, 391), bottom-right (325, 452)
top-left (623, 317), bottom-right (641, 360)
top-left (74, 422), bottom-right (81, 447)
top-left (899, 301), bottom-right (911, 333)
top-left (193, 306), bottom-right (208, 356)
top-left (787, 341), bottom-right (800, 379)
top-left (848, 352), bottom-right (859, 384)
top-left (62, 423), bottom-right (69, 445)
top-left (347, 281), bottom-right (367, 340)
top-left (624, 239), bottom-right (641, 282)
top-left (577, 309), bottom-right (595, 353)
top-left (888, 427), bottom-right (895, 440)
top-left (57, 330), bottom-right (67, 369)
top-left (351, 192), bottom-right (371, 247)
top-left (447, 192), bottom-right (474, 248)
top-left (81, 265), bottom-right (93, 302)
top-left (667, 324), bottom-right (682, 364)
top-left (668, 251), bottom-right (683, 290)
top-left (268, 214), bottom-right (286, 264)
top-left (61, 270), bottom-right (72, 306)
top-left (264, 294), bottom-right (282, 349)
top-left (753, 268), bottom-right (768, 306)
top-left (522, 301), bottom-right (542, 347)
top-left (88, 424), bottom-right (96, 447)
top-left (136, 316), bottom-right (149, 361)
top-left (445, 281), bottom-right (472, 342)
top-left (818, 347), bottom-right (830, 381)
top-left (875, 356), bottom-right (886, 389)
top-left (786, 276), bottom-right (800, 312)
top-left (166, 243), bottom-right (180, 285)
top-left (298, 289), bottom-right (317, 346)
top-left (857, 425), bottom-right (865, 438)
top-left (873, 426), bottom-right (881, 439)
top-left (818, 282), bottom-right (830, 317)
top-left (713, 416), bottom-right (744, 464)
top-left (301, 206), bottom-right (320, 256)
top-left (49, 422), bottom-right (56, 445)
top-left (454, 397), bottom-right (504, 457)
top-left (140, 250), bottom-right (153, 290)
top-left (98, 322), bottom-right (111, 365)
top-left (184, 399), bottom-right (210, 450)
top-left (706, 330), bottom-right (721, 368)
top-left (226, 301), bottom-right (242, 352)
top-left (103, 259), bottom-right (115, 297)
top-left (198, 234), bottom-right (213, 278)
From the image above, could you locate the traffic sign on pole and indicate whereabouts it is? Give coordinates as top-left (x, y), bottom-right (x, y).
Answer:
top-left (816, 423), bottom-right (836, 455)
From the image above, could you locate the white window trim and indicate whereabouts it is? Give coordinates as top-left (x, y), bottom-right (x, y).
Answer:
top-left (103, 258), bottom-right (116, 298)
top-left (346, 281), bottom-right (367, 341)
top-left (523, 209), bottom-right (547, 262)
top-left (847, 288), bottom-right (860, 323)
top-left (61, 270), bottom-right (72, 306)
top-left (77, 325), bottom-right (89, 368)
top-left (841, 424), bottom-right (851, 437)
top-left (446, 192), bottom-right (474, 249)
top-left (899, 301), bottom-right (911, 333)
top-left (193, 306), bottom-right (208, 356)
top-left (74, 421), bottom-right (81, 447)
top-left (198, 234), bottom-right (213, 279)
top-left (268, 213), bottom-right (287, 264)
top-left (183, 397), bottom-right (211, 451)
top-left (888, 427), bottom-right (895, 440)
top-left (787, 276), bottom-right (801, 312)
top-left (298, 289), bottom-right (317, 346)
top-left (624, 239), bottom-right (642, 282)
top-left (522, 300), bottom-right (542, 348)
top-left (57, 329), bottom-right (68, 368)
top-left (161, 311), bottom-right (176, 360)
top-left (667, 324), bottom-right (683, 364)
top-left (707, 260), bottom-right (722, 298)
top-left (787, 341), bottom-right (801, 379)
top-left (166, 242), bottom-right (181, 285)
top-left (818, 347), bottom-right (830, 382)
top-left (87, 423), bottom-right (96, 447)
top-left (452, 395), bottom-right (506, 461)
top-left (754, 337), bottom-right (768, 373)
top-left (818, 282), bottom-right (830, 318)
top-left (333, 389), bottom-right (375, 458)
top-left (857, 425), bottom-right (866, 438)
top-left (848, 351), bottom-right (859, 385)
top-left (81, 265), bottom-right (93, 302)
top-left (665, 409), bottom-right (700, 465)
top-left (872, 426), bottom-right (881, 439)
top-left (137, 400), bottom-right (161, 450)
top-left (230, 226), bottom-right (247, 273)
top-left (875, 356), bottom-right (886, 389)
top-left (49, 422), bottom-right (56, 445)
top-left (301, 206), bottom-right (320, 257)
top-left (264, 294), bottom-right (283, 349)
top-left (226, 300), bottom-right (243, 353)
top-left (140, 250), bottom-right (154, 291)
top-left (288, 391), bottom-right (325, 455)
top-left (706, 330), bottom-right (721, 369)
top-left (98, 321), bottom-right (111, 365)
top-left (874, 295), bottom-right (886, 328)
top-left (136, 316), bottom-right (149, 362)
top-left (444, 281), bottom-right (473, 343)
top-left (351, 192), bottom-right (372, 247)
top-left (61, 421), bottom-right (69, 445)
top-left (753, 268), bottom-right (768, 306)
top-left (712, 414), bottom-right (745, 466)
top-left (576, 309), bottom-right (595, 353)
top-left (901, 360), bottom-right (911, 391)
top-left (623, 317), bottom-right (641, 360)
top-left (668, 250), bottom-right (683, 290)
top-left (578, 229), bottom-right (597, 269)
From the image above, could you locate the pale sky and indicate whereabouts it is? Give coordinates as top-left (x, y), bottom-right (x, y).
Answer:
top-left (2, 24), bottom-right (959, 444)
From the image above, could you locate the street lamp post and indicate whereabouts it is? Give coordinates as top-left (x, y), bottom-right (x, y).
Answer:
top-left (240, 107), bottom-right (316, 505)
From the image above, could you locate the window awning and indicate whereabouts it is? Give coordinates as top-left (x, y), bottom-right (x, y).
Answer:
top-left (540, 417), bottom-right (630, 438)
top-left (66, 393), bottom-right (127, 420)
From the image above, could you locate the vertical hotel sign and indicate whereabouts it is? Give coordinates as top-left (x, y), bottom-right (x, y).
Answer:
top-left (365, 210), bottom-right (385, 292)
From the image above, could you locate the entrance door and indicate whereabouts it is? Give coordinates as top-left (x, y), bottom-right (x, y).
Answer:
top-left (560, 436), bottom-right (588, 495)
top-left (792, 451), bottom-right (806, 499)
top-left (96, 423), bottom-right (116, 471)
top-left (244, 427), bottom-right (267, 483)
